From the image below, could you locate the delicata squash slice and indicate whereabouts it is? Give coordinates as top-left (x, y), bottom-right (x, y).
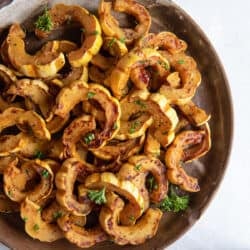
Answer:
top-left (108, 48), bottom-right (170, 99)
top-left (165, 123), bottom-right (211, 192)
top-left (99, 0), bottom-right (151, 44)
top-left (99, 192), bottom-right (162, 245)
top-left (3, 24), bottom-right (65, 78)
top-left (55, 158), bottom-right (92, 216)
top-left (4, 159), bottom-right (54, 203)
top-left (20, 198), bottom-right (63, 242)
top-left (57, 213), bottom-right (107, 248)
top-left (35, 4), bottom-right (103, 67)
top-left (84, 172), bottom-right (145, 224)
top-left (54, 81), bottom-right (120, 148)
top-left (0, 107), bottom-right (50, 140)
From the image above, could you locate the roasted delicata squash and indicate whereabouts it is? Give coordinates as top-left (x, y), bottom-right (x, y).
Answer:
top-left (0, 1), bottom-right (212, 247)
top-left (165, 123), bottom-right (211, 192)
top-left (54, 81), bottom-right (120, 148)
top-left (0, 107), bottom-right (50, 140)
top-left (20, 198), bottom-right (63, 242)
top-left (57, 213), bottom-right (107, 248)
top-left (159, 51), bottom-right (202, 104)
top-left (7, 79), bottom-right (53, 119)
top-left (136, 32), bottom-right (187, 54)
top-left (3, 24), bottom-right (65, 78)
top-left (55, 158), bottom-right (92, 216)
top-left (108, 48), bottom-right (170, 99)
top-left (84, 172), bottom-right (145, 224)
top-left (35, 4), bottom-right (102, 67)
top-left (4, 159), bottom-right (54, 203)
top-left (99, 192), bottom-right (162, 245)
top-left (99, 0), bottom-right (151, 44)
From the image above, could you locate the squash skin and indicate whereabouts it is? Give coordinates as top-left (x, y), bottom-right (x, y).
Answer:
top-left (99, 192), bottom-right (162, 245)
top-left (99, 0), bottom-right (151, 44)
top-left (35, 4), bottom-right (103, 67)
top-left (4, 24), bottom-right (65, 78)
top-left (165, 123), bottom-right (211, 192)
top-left (20, 198), bottom-right (63, 242)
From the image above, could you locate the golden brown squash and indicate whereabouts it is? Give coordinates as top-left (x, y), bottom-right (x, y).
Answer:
top-left (177, 101), bottom-right (211, 126)
top-left (3, 159), bottom-right (54, 203)
top-left (108, 48), bottom-right (169, 99)
top-left (117, 155), bottom-right (167, 225)
top-left (84, 172), bottom-right (145, 224)
top-left (91, 135), bottom-right (145, 161)
top-left (54, 81), bottom-right (120, 148)
top-left (159, 51), bottom-right (201, 104)
top-left (0, 156), bottom-right (15, 174)
top-left (165, 123), bottom-right (211, 192)
top-left (143, 131), bottom-right (161, 157)
top-left (35, 4), bottom-right (102, 67)
top-left (0, 64), bottom-right (17, 86)
top-left (102, 37), bottom-right (128, 57)
top-left (57, 213), bottom-right (107, 248)
top-left (99, 0), bottom-right (151, 44)
top-left (20, 198), bottom-right (63, 242)
top-left (4, 24), bottom-right (65, 78)
top-left (99, 192), bottom-right (162, 245)
top-left (55, 158), bottom-right (92, 216)
top-left (136, 32), bottom-right (187, 54)
top-left (7, 79), bottom-right (53, 119)
top-left (63, 115), bottom-right (96, 158)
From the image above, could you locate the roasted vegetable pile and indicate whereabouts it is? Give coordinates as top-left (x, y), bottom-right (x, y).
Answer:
top-left (0, 0), bottom-right (211, 247)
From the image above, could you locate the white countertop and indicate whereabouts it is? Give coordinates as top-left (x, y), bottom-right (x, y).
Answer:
top-left (1, 0), bottom-right (249, 249)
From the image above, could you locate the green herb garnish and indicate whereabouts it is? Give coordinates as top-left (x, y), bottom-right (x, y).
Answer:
top-left (34, 7), bottom-right (52, 32)
top-left (113, 122), bottom-right (118, 130)
top-left (107, 38), bottom-right (116, 48)
top-left (83, 132), bottom-right (95, 145)
top-left (129, 120), bottom-right (140, 134)
top-left (119, 37), bottom-right (126, 44)
top-left (177, 59), bottom-right (185, 65)
top-left (81, 28), bottom-right (85, 33)
top-left (129, 215), bottom-right (135, 221)
top-left (37, 207), bottom-right (42, 213)
top-left (158, 185), bottom-right (189, 212)
top-left (91, 30), bottom-right (99, 35)
top-left (22, 217), bottom-right (28, 222)
top-left (87, 188), bottom-right (106, 205)
top-left (53, 211), bottom-right (62, 220)
top-left (33, 224), bottom-right (40, 232)
top-left (134, 164), bottom-right (142, 171)
top-left (7, 190), bottom-right (13, 198)
top-left (34, 151), bottom-right (44, 159)
top-left (41, 169), bottom-right (49, 178)
top-left (134, 99), bottom-right (146, 108)
top-left (146, 175), bottom-right (158, 192)
top-left (158, 60), bottom-right (170, 70)
top-left (87, 91), bottom-right (96, 99)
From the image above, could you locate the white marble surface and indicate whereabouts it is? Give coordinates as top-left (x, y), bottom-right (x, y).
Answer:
top-left (1, 0), bottom-right (249, 249)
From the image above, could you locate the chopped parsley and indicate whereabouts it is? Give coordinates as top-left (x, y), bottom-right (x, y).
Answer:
top-left (107, 38), bottom-right (116, 48)
top-left (7, 190), bottom-right (13, 198)
top-left (129, 120), bottom-right (141, 134)
top-left (146, 175), bottom-right (158, 192)
top-left (53, 211), bottom-right (62, 220)
top-left (177, 59), bottom-right (185, 65)
top-left (129, 215), bottom-right (135, 221)
top-left (113, 122), bottom-right (118, 130)
top-left (134, 164), bottom-right (142, 171)
top-left (158, 60), bottom-right (170, 70)
top-left (37, 207), bottom-right (42, 213)
top-left (22, 217), bottom-right (28, 222)
top-left (119, 37), bottom-right (126, 44)
top-left (91, 30), bottom-right (99, 35)
top-left (158, 185), bottom-right (189, 212)
top-left (134, 99), bottom-right (147, 109)
top-left (34, 7), bottom-right (52, 32)
top-left (83, 132), bottom-right (95, 145)
top-left (34, 151), bottom-right (44, 159)
top-left (41, 169), bottom-right (49, 178)
top-left (87, 91), bottom-right (96, 99)
top-left (87, 188), bottom-right (106, 205)
top-left (33, 224), bottom-right (40, 232)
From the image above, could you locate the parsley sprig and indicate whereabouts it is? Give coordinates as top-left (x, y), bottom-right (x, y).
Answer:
top-left (158, 185), bottom-right (189, 212)
top-left (87, 188), bottom-right (107, 205)
top-left (35, 7), bottom-right (52, 32)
